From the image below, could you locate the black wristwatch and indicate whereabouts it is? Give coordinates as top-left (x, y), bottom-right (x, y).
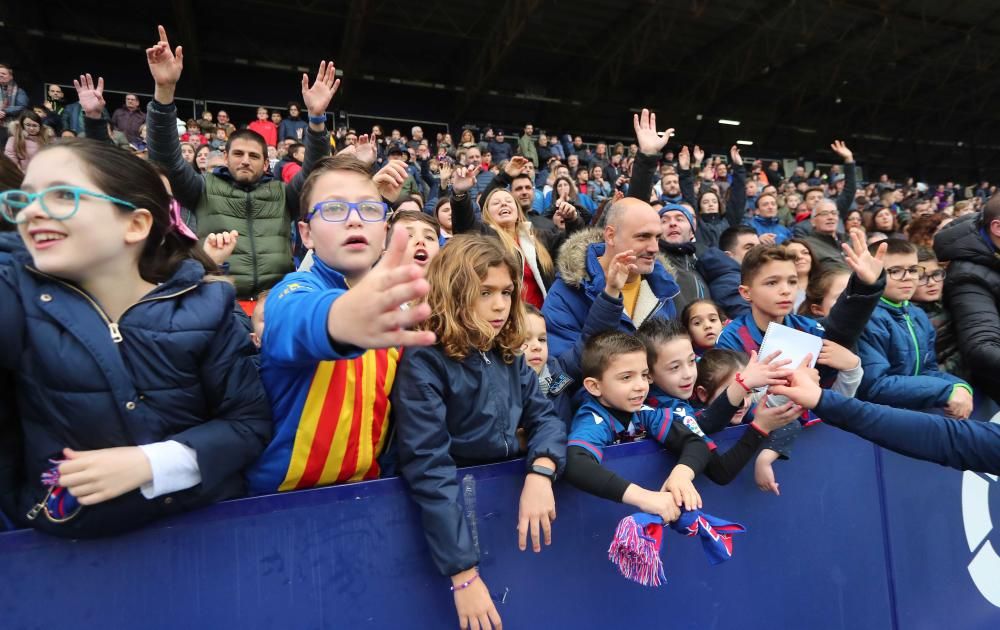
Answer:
top-left (529, 464), bottom-right (557, 482)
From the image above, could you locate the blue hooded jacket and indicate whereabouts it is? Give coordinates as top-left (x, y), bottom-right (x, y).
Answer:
top-left (744, 215), bottom-right (793, 244)
top-left (542, 229), bottom-right (680, 357)
top-left (858, 297), bottom-right (970, 409)
top-left (695, 247), bottom-right (750, 319)
top-left (391, 344), bottom-right (566, 576)
top-left (0, 255), bottom-right (271, 538)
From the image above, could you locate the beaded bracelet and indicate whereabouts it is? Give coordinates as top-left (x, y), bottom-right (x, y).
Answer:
top-left (450, 573), bottom-right (480, 592)
top-left (734, 372), bottom-right (752, 393)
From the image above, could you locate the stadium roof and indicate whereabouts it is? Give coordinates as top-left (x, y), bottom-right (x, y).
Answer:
top-left (6, 0), bottom-right (1000, 181)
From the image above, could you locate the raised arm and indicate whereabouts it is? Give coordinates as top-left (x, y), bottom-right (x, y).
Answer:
top-left (286, 61), bottom-right (338, 216)
top-left (449, 166), bottom-right (484, 235)
top-left (830, 140), bottom-right (857, 219)
top-left (677, 146), bottom-right (698, 207)
top-left (628, 108), bottom-right (674, 202)
top-left (144, 25), bottom-right (204, 210)
top-left (724, 146), bottom-right (747, 226)
top-left (72, 74), bottom-right (113, 145)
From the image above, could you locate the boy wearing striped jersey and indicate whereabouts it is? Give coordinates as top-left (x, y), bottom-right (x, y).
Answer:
top-left (247, 156), bottom-right (428, 493)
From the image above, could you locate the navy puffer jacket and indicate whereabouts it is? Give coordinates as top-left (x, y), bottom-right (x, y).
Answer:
top-left (0, 255), bottom-right (272, 537)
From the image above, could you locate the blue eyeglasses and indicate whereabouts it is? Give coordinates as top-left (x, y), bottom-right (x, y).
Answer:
top-left (305, 200), bottom-right (389, 223)
top-left (0, 185), bottom-right (137, 224)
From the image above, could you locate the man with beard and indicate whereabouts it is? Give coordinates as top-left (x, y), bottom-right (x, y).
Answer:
top-left (146, 26), bottom-right (335, 304)
top-left (657, 203), bottom-right (708, 314)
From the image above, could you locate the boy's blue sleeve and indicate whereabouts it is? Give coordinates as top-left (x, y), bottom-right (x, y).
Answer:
top-left (568, 410), bottom-right (612, 463)
top-left (638, 406), bottom-right (674, 445)
top-left (261, 273), bottom-right (365, 367)
top-left (517, 359), bottom-right (567, 474)
top-left (857, 324), bottom-right (956, 409)
top-left (815, 389), bottom-right (1000, 474)
top-left (916, 310), bottom-right (970, 392)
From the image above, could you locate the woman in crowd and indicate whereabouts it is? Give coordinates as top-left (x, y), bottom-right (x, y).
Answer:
top-left (451, 165), bottom-right (558, 309)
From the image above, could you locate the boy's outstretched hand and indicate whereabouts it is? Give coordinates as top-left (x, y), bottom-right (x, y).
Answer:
top-left (842, 227), bottom-right (886, 285)
top-left (768, 354), bottom-right (823, 409)
top-left (325, 227), bottom-right (435, 349)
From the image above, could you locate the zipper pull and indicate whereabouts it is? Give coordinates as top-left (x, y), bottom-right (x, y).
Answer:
top-left (480, 350), bottom-right (491, 365)
top-left (108, 322), bottom-right (123, 343)
top-left (26, 500), bottom-right (44, 521)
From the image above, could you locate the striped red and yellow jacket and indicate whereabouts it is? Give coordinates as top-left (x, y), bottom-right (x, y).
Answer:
top-left (246, 258), bottom-right (400, 495)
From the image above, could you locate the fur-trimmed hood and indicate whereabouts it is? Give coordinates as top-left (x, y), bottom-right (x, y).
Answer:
top-left (555, 227), bottom-right (679, 288)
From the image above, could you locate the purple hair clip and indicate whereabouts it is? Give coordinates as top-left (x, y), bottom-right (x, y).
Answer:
top-left (169, 198), bottom-right (198, 242)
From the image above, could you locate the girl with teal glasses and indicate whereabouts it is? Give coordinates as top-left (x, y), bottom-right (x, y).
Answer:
top-left (0, 138), bottom-right (273, 537)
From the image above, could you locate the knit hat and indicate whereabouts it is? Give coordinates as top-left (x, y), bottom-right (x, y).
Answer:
top-left (659, 203), bottom-right (696, 232)
top-left (608, 510), bottom-right (746, 586)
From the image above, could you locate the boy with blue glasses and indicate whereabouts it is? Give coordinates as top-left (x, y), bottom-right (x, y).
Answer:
top-left (246, 155), bottom-right (427, 493)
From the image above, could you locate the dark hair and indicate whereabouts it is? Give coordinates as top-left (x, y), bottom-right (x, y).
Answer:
top-left (798, 265), bottom-right (850, 316)
top-left (582, 331), bottom-right (647, 380)
top-left (636, 317), bottom-right (690, 372)
top-left (511, 172), bottom-right (533, 188)
top-left (869, 205), bottom-right (900, 234)
top-left (387, 209), bottom-right (439, 244)
top-left (38, 138), bottom-right (218, 282)
top-left (524, 303), bottom-right (543, 318)
top-left (985, 194), bottom-right (1000, 228)
top-left (697, 189), bottom-right (722, 215)
top-left (695, 349), bottom-right (748, 397)
top-left (719, 225), bottom-right (758, 253)
top-left (433, 196), bottom-right (451, 220)
top-left (299, 154), bottom-right (376, 219)
top-left (551, 176), bottom-right (578, 203)
top-left (225, 129), bottom-right (267, 156)
top-left (916, 246), bottom-right (937, 264)
top-left (869, 237), bottom-right (916, 257)
top-left (287, 142), bottom-right (305, 163)
top-left (0, 154), bottom-right (23, 232)
top-left (804, 186), bottom-right (824, 197)
top-left (740, 244), bottom-right (797, 284)
top-left (681, 298), bottom-right (725, 329)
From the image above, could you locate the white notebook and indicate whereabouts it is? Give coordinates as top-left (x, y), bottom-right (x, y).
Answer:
top-left (756, 322), bottom-right (822, 407)
top-left (757, 322), bottom-right (822, 371)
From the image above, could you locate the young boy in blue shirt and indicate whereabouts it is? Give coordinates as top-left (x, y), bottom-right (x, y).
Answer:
top-left (857, 239), bottom-right (973, 417)
top-left (564, 331), bottom-right (793, 522)
top-left (715, 233), bottom-right (885, 492)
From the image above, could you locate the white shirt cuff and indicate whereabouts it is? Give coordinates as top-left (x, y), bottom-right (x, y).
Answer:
top-left (139, 441), bottom-right (202, 499)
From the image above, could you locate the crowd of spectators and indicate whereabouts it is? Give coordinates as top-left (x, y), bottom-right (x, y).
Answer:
top-left (3, 25), bottom-right (1000, 628)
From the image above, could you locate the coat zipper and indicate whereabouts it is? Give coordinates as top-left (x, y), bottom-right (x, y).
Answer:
top-left (480, 350), bottom-right (509, 455)
top-left (902, 310), bottom-right (921, 375)
top-left (27, 266), bottom-right (198, 343)
top-left (246, 191), bottom-right (259, 295)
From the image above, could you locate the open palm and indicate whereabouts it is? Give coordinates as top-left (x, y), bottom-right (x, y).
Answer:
top-left (72, 74), bottom-right (105, 117)
top-left (301, 60), bottom-right (341, 117)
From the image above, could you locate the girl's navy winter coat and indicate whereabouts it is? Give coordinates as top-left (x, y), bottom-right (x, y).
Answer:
top-left (391, 345), bottom-right (567, 576)
top-left (0, 254), bottom-right (272, 537)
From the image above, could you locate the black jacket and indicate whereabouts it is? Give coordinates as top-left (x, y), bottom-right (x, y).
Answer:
top-left (934, 213), bottom-right (1000, 402)
top-left (658, 241), bottom-right (707, 315)
top-left (391, 345), bottom-right (567, 576)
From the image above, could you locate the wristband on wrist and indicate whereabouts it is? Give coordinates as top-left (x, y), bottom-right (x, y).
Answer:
top-left (450, 573), bottom-right (479, 592)
top-left (734, 372), bottom-right (752, 393)
top-left (308, 114), bottom-right (327, 125)
top-left (749, 421), bottom-right (769, 437)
